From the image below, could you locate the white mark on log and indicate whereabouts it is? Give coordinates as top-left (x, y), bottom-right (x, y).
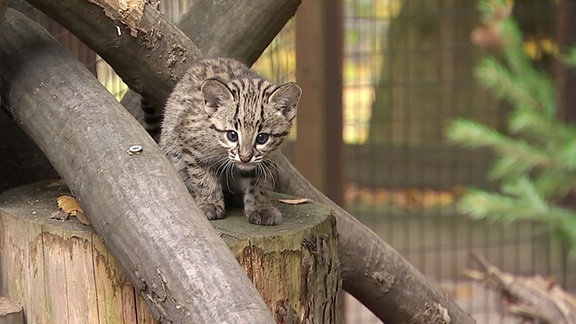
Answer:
top-left (116, 25), bottom-right (122, 36)
top-left (127, 145), bottom-right (143, 155)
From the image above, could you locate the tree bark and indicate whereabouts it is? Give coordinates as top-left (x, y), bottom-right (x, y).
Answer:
top-left (121, 0), bottom-right (301, 129)
top-left (1, 181), bottom-right (156, 324)
top-left (1, 180), bottom-right (341, 323)
top-left (178, 0), bottom-right (300, 65)
top-left (0, 9), bottom-right (274, 323)
top-left (213, 193), bottom-right (341, 323)
top-left (368, 0), bottom-right (493, 145)
top-left (20, 1), bottom-right (476, 323)
top-left (271, 151), bottom-right (475, 323)
top-left (24, 0), bottom-right (202, 109)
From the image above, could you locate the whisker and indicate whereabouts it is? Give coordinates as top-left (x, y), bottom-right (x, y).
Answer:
top-left (223, 160), bottom-right (236, 194)
top-left (260, 159), bottom-right (277, 190)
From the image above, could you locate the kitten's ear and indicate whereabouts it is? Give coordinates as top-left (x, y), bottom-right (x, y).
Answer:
top-left (201, 79), bottom-right (234, 115)
top-left (269, 82), bottom-right (301, 121)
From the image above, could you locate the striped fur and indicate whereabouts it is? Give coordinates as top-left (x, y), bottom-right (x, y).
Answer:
top-left (160, 58), bottom-right (301, 225)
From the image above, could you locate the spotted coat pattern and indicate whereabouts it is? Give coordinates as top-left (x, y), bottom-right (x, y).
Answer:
top-left (160, 58), bottom-right (301, 225)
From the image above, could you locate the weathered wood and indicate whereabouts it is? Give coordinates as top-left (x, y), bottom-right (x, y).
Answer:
top-left (214, 195), bottom-right (341, 323)
top-left (0, 9), bottom-right (273, 323)
top-left (0, 297), bottom-right (23, 324)
top-left (271, 150), bottom-right (476, 324)
top-left (19, 1), bottom-right (476, 322)
top-left (466, 252), bottom-right (576, 323)
top-left (0, 181), bottom-right (155, 324)
top-left (178, 0), bottom-right (300, 65)
top-left (294, 0), bottom-right (343, 203)
top-left (25, 0), bottom-right (201, 109)
top-left (121, 0), bottom-right (300, 130)
top-left (0, 181), bottom-right (340, 323)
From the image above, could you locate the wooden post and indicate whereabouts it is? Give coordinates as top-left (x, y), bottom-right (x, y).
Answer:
top-left (0, 181), bottom-right (341, 323)
top-left (295, 0), bottom-right (344, 204)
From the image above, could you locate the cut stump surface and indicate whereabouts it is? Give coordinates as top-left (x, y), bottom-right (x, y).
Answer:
top-left (0, 180), bottom-right (340, 323)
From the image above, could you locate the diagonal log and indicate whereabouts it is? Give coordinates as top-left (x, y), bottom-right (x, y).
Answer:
top-left (0, 8), bottom-right (274, 323)
top-left (271, 151), bottom-right (475, 323)
top-left (120, 0), bottom-right (301, 129)
top-left (25, 0), bottom-right (202, 109)
top-left (18, 0), bottom-right (476, 322)
top-left (178, 0), bottom-right (300, 64)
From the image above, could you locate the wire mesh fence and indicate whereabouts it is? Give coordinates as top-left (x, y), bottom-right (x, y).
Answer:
top-left (32, 0), bottom-right (576, 322)
top-left (342, 0), bottom-right (576, 322)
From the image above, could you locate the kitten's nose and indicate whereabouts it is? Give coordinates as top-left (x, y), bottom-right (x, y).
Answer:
top-left (239, 153), bottom-right (252, 163)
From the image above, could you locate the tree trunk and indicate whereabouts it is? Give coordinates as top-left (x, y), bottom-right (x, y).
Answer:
top-left (0, 9), bottom-right (273, 323)
top-left (0, 181), bottom-right (340, 323)
top-left (121, 0), bottom-right (301, 130)
top-left (24, 0), bottom-right (202, 110)
top-left (271, 151), bottom-right (475, 323)
top-left (178, 0), bottom-right (300, 65)
top-left (0, 181), bottom-right (156, 324)
top-left (15, 1), bottom-right (476, 323)
top-left (193, 193), bottom-right (341, 323)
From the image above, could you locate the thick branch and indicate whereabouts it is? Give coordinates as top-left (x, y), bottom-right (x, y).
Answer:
top-left (271, 151), bottom-right (475, 323)
top-left (25, 0), bottom-right (202, 109)
top-left (0, 9), bottom-right (273, 323)
top-left (121, 0), bottom-right (301, 125)
top-left (24, 1), bottom-right (475, 322)
top-left (178, 0), bottom-right (299, 65)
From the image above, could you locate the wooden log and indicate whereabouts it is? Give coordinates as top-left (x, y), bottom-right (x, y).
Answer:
top-left (24, 0), bottom-right (201, 109)
top-left (178, 0), bottom-right (300, 65)
top-left (0, 9), bottom-right (273, 323)
top-left (0, 298), bottom-right (23, 324)
top-left (0, 181), bottom-right (155, 323)
top-left (121, 0), bottom-right (300, 129)
top-left (214, 198), bottom-right (341, 323)
top-left (271, 151), bottom-right (477, 323)
top-left (0, 180), bottom-right (340, 323)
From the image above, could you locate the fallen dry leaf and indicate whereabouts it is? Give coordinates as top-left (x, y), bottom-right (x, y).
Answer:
top-left (278, 198), bottom-right (312, 205)
top-left (57, 195), bottom-right (90, 225)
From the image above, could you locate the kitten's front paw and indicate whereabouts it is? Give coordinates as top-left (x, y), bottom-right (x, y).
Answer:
top-left (199, 203), bottom-right (225, 220)
top-left (247, 206), bottom-right (281, 226)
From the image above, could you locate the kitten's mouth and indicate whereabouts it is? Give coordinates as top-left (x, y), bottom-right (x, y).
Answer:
top-left (234, 161), bottom-right (256, 171)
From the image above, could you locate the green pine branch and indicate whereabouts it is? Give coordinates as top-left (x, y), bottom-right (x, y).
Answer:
top-left (447, 0), bottom-right (576, 254)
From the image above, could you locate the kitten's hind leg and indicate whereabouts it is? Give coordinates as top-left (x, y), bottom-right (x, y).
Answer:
top-left (243, 178), bottom-right (281, 225)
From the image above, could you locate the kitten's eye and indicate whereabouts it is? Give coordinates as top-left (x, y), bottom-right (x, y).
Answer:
top-left (226, 130), bottom-right (238, 142)
top-left (256, 133), bottom-right (269, 145)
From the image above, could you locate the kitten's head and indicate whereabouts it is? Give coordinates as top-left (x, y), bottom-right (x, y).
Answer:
top-left (201, 78), bottom-right (301, 170)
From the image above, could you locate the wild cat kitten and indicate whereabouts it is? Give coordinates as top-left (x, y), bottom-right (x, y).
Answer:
top-left (160, 58), bottom-right (301, 225)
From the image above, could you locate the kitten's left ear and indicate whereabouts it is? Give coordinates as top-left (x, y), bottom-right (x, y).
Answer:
top-left (201, 79), bottom-right (234, 115)
top-left (269, 82), bottom-right (301, 121)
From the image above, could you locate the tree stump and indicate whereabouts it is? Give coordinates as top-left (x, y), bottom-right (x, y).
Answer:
top-left (0, 180), bottom-right (340, 323)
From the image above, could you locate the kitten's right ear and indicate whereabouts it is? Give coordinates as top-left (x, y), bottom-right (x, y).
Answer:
top-left (201, 79), bottom-right (234, 115)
